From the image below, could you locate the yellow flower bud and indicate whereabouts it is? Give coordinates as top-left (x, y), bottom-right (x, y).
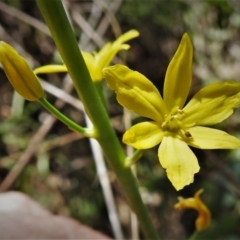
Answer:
top-left (0, 42), bottom-right (44, 101)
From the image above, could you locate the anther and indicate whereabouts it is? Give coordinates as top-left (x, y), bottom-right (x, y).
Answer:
top-left (177, 109), bottom-right (184, 115)
top-left (185, 131), bottom-right (192, 138)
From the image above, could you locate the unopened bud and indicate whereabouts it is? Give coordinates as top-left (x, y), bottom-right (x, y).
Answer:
top-left (0, 42), bottom-right (44, 101)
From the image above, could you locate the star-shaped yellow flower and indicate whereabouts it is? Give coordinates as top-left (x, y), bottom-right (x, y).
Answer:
top-left (34, 30), bottom-right (139, 82)
top-left (103, 33), bottom-right (240, 190)
top-left (174, 189), bottom-right (211, 231)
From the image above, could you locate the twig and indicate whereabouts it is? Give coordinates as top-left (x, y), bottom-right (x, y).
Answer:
top-left (79, 3), bottom-right (102, 50)
top-left (85, 116), bottom-right (124, 239)
top-left (0, 132), bottom-right (83, 167)
top-left (0, 114), bottom-right (56, 192)
top-left (40, 79), bottom-right (84, 111)
top-left (0, 75), bottom-right (74, 192)
top-left (94, 0), bottom-right (122, 38)
top-left (96, 0), bottom-right (123, 37)
top-left (71, 8), bottom-right (104, 47)
top-left (0, 2), bottom-right (50, 36)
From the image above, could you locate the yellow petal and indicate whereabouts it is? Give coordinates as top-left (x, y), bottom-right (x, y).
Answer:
top-left (95, 43), bottom-right (127, 80)
top-left (164, 33), bottom-right (193, 111)
top-left (0, 42), bottom-right (44, 101)
top-left (187, 126), bottom-right (240, 149)
top-left (103, 65), bottom-right (167, 122)
top-left (98, 30), bottom-right (139, 70)
top-left (82, 51), bottom-right (96, 80)
top-left (123, 121), bottom-right (164, 149)
top-left (174, 189), bottom-right (211, 231)
top-left (158, 135), bottom-right (200, 190)
top-left (83, 30), bottom-right (139, 82)
top-left (34, 65), bottom-right (68, 74)
top-left (114, 30), bottom-right (139, 45)
top-left (183, 81), bottom-right (240, 127)
top-left (83, 43), bottom-right (127, 81)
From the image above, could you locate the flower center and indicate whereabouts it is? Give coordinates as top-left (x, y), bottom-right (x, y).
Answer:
top-left (161, 108), bottom-right (192, 139)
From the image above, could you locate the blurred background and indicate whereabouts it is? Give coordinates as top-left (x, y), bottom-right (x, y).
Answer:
top-left (0, 0), bottom-right (240, 239)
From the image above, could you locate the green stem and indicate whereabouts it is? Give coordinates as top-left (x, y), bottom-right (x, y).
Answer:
top-left (94, 81), bottom-right (107, 110)
top-left (189, 231), bottom-right (199, 240)
top-left (125, 149), bottom-right (144, 167)
top-left (38, 98), bottom-right (94, 138)
top-left (36, 1), bottom-right (159, 239)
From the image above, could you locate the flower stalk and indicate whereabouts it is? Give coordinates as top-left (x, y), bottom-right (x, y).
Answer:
top-left (38, 98), bottom-right (95, 138)
top-left (125, 149), bottom-right (144, 167)
top-left (36, 0), bottom-right (159, 239)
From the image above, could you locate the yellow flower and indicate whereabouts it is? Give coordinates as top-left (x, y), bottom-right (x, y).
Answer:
top-left (0, 42), bottom-right (44, 101)
top-left (103, 33), bottom-right (240, 190)
top-left (82, 29), bottom-right (139, 81)
top-left (174, 189), bottom-right (211, 231)
top-left (34, 30), bottom-right (139, 82)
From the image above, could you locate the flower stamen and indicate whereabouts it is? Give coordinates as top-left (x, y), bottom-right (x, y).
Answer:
top-left (161, 108), bottom-right (193, 140)
top-left (161, 108), bottom-right (184, 132)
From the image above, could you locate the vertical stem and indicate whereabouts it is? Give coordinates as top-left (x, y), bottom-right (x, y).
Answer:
top-left (36, 1), bottom-right (159, 239)
top-left (94, 81), bottom-right (107, 110)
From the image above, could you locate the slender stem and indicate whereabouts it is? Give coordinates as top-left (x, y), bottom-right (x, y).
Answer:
top-left (125, 149), bottom-right (144, 167)
top-left (189, 231), bottom-right (199, 240)
top-left (38, 98), bottom-right (94, 138)
top-left (36, 1), bottom-right (159, 239)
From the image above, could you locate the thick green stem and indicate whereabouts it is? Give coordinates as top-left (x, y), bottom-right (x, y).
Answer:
top-left (38, 98), bottom-right (94, 137)
top-left (36, 1), bottom-right (159, 239)
top-left (94, 81), bottom-right (107, 110)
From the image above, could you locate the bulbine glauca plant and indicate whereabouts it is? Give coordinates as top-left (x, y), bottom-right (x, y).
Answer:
top-left (1, 1), bottom-right (240, 239)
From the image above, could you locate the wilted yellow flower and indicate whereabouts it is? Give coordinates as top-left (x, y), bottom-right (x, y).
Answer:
top-left (34, 30), bottom-right (139, 82)
top-left (0, 41), bottom-right (44, 101)
top-left (174, 189), bottom-right (211, 231)
top-left (103, 33), bottom-right (240, 190)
